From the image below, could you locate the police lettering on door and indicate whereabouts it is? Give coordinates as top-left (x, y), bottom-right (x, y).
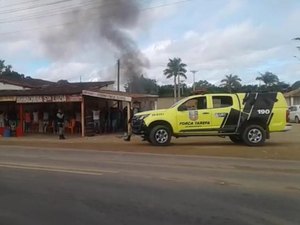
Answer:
top-left (179, 121), bottom-right (210, 126)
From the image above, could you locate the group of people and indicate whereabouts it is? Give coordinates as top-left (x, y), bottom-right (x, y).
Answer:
top-left (22, 109), bottom-right (81, 140)
top-left (24, 110), bottom-right (50, 133)
top-left (0, 110), bottom-right (18, 126)
top-left (0, 105), bottom-right (138, 140)
top-left (90, 106), bottom-right (130, 134)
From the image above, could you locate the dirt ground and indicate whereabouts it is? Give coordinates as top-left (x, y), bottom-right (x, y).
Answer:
top-left (0, 124), bottom-right (299, 160)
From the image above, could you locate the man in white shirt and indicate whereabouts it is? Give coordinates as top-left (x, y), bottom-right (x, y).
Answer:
top-left (92, 109), bottom-right (100, 133)
top-left (43, 112), bottom-right (49, 133)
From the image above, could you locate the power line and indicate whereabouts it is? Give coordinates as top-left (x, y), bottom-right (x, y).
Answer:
top-left (0, 0), bottom-right (193, 36)
top-left (0, 0), bottom-right (103, 23)
top-left (0, 0), bottom-right (74, 14)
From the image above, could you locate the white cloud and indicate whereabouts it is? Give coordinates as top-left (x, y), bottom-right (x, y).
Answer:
top-left (1, 0), bottom-right (300, 88)
top-left (143, 20), bottom-right (300, 86)
top-left (35, 62), bottom-right (95, 82)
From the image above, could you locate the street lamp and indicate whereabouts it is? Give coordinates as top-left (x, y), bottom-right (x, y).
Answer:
top-left (190, 70), bottom-right (198, 92)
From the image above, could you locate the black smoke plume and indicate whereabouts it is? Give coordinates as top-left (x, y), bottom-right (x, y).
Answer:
top-left (40, 0), bottom-right (149, 85)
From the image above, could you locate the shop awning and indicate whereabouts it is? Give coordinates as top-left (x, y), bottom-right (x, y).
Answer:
top-left (82, 90), bottom-right (132, 102)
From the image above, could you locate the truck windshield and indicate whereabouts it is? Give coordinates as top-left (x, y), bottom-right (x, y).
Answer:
top-left (169, 98), bottom-right (188, 108)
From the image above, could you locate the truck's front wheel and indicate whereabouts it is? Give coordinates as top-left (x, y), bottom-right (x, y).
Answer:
top-left (242, 125), bottom-right (266, 146)
top-left (149, 125), bottom-right (171, 146)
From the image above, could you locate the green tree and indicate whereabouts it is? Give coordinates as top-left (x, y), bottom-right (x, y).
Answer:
top-left (240, 84), bottom-right (259, 93)
top-left (4, 64), bottom-right (12, 73)
top-left (220, 74), bottom-right (242, 93)
top-left (0, 59), bottom-right (14, 76)
top-left (158, 85), bottom-right (174, 97)
top-left (194, 80), bottom-right (213, 89)
top-left (124, 74), bottom-right (158, 94)
top-left (256, 71), bottom-right (279, 87)
top-left (163, 58), bottom-right (187, 102)
top-left (291, 80), bottom-right (300, 90)
top-left (276, 81), bottom-right (290, 92)
top-left (0, 59), bottom-right (6, 74)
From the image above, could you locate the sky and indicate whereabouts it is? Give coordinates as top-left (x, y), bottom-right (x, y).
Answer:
top-left (0, 0), bottom-right (300, 89)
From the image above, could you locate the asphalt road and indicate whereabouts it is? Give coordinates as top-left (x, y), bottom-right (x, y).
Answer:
top-left (0, 146), bottom-right (299, 225)
top-left (1, 124), bottom-right (300, 160)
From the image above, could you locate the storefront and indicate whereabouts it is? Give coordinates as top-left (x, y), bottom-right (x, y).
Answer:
top-left (0, 88), bottom-right (157, 137)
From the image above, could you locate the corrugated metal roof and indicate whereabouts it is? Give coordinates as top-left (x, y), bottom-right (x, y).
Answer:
top-left (0, 76), bottom-right (54, 88)
top-left (0, 81), bottom-right (158, 101)
top-left (0, 81), bottom-right (115, 96)
top-left (284, 88), bottom-right (300, 97)
top-left (98, 90), bottom-right (158, 99)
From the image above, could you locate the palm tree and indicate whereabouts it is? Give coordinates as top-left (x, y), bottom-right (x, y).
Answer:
top-left (0, 60), bottom-right (5, 74)
top-left (4, 65), bottom-right (12, 73)
top-left (163, 58), bottom-right (187, 102)
top-left (220, 74), bottom-right (242, 93)
top-left (256, 72), bottom-right (279, 87)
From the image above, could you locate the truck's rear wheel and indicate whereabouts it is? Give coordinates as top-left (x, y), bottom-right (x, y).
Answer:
top-left (242, 125), bottom-right (266, 146)
top-left (295, 116), bottom-right (299, 124)
top-left (149, 125), bottom-right (171, 146)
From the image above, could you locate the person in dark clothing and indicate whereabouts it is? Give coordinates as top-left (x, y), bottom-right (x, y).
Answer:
top-left (56, 109), bottom-right (65, 139)
top-left (123, 106), bottom-right (134, 141)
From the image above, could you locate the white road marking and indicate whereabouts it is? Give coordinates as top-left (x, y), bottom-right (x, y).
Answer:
top-left (0, 162), bottom-right (119, 176)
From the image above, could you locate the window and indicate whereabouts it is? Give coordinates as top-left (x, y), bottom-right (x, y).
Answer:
top-left (289, 106), bottom-right (298, 112)
top-left (213, 96), bottom-right (233, 108)
top-left (197, 97), bottom-right (207, 109)
top-left (179, 97), bottom-right (207, 111)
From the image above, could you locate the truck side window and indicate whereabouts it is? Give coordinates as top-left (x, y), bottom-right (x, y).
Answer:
top-left (213, 96), bottom-right (233, 108)
top-left (179, 97), bottom-right (207, 111)
top-left (184, 99), bottom-right (198, 110)
top-left (197, 97), bottom-right (207, 109)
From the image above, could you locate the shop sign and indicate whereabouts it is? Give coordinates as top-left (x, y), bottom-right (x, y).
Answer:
top-left (82, 90), bottom-right (132, 102)
top-left (16, 95), bottom-right (69, 103)
top-left (67, 95), bottom-right (82, 102)
top-left (0, 96), bottom-right (16, 102)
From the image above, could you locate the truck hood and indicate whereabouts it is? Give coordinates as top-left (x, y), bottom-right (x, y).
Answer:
top-left (135, 109), bottom-right (167, 116)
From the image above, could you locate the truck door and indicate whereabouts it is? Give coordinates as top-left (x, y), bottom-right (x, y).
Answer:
top-left (176, 96), bottom-right (212, 133)
top-left (209, 95), bottom-right (240, 132)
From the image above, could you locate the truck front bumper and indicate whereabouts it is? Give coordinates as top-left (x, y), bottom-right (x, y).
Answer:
top-left (131, 118), bottom-right (148, 135)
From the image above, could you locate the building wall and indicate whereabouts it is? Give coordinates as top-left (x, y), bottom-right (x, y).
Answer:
top-left (157, 97), bottom-right (186, 109)
top-left (0, 82), bottom-right (30, 90)
top-left (285, 96), bottom-right (300, 106)
top-left (284, 88), bottom-right (300, 106)
top-left (157, 98), bottom-right (174, 109)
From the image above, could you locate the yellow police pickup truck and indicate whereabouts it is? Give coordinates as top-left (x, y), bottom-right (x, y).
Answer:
top-left (131, 92), bottom-right (291, 146)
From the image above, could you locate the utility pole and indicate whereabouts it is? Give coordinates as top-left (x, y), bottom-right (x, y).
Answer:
top-left (177, 75), bottom-right (181, 99)
top-left (190, 70), bottom-right (198, 92)
top-left (117, 59), bottom-right (120, 91)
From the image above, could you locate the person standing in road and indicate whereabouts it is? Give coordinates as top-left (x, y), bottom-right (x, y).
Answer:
top-left (56, 109), bottom-right (65, 140)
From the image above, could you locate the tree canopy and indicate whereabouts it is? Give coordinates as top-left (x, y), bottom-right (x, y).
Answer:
top-left (220, 74), bottom-right (242, 93)
top-left (163, 57), bottom-right (187, 101)
top-left (124, 74), bottom-right (158, 94)
top-left (1, 58), bottom-right (298, 97)
top-left (256, 71), bottom-right (279, 87)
